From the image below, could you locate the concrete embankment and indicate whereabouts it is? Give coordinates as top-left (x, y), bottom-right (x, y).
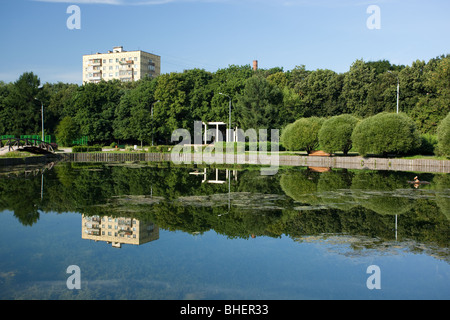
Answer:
top-left (64, 152), bottom-right (450, 173)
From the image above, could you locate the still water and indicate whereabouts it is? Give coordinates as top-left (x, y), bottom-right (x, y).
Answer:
top-left (0, 162), bottom-right (449, 300)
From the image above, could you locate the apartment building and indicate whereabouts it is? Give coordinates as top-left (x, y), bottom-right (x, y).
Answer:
top-left (82, 46), bottom-right (161, 84)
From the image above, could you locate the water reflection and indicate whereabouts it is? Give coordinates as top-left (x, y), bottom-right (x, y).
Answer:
top-left (0, 162), bottom-right (449, 300)
top-left (0, 162), bottom-right (448, 255)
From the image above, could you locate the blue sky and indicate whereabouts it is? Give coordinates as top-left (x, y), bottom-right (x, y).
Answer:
top-left (0, 0), bottom-right (449, 84)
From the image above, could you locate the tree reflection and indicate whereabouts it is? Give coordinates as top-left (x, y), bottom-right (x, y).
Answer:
top-left (0, 163), bottom-right (448, 254)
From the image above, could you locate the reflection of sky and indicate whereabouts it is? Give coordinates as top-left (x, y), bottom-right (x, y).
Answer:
top-left (0, 210), bottom-right (448, 300)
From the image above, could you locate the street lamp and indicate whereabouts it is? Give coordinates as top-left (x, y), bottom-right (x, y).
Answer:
top-left (219, 93), bottom-right (232, 143)
top-left (151, 100), bottom-right (160, 146)
top-left (34, 98), bottom-right (44, 142)
top-left (388, 71), bottom-right (400, 113)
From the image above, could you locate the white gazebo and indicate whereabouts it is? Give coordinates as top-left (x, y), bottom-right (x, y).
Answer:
top-left (202, 121), bottom-right (237, 143)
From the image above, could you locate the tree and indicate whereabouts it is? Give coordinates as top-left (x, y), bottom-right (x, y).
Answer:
top-left (153, 72), bottom-right (190, 144)
top-left (55, 116), bottom-right (79, 147)
top-left (410, 56), bottom-right (450, 134)
top-left (71, 80), bottom-right (124, 143)
top-left (113, 77), bottom-right (157, 145)
top-left (318, 114), bottom-right (359, 155)
top-left (2, 72), bottom-right (42, 135)
top-left (351, 112), bottom-right (421, 156)
top-left (436, 112), bottom-right (450, 157)
top-left (296, 69), bottom-right (344, 117)
top-left (341, 60), bottom-right (377, 117)
top-left (236, 75), bottom-right (283, 132)
top-left (280, 117), bottom-right (325, 153)
top-left (41, 82), bottom-right (79, 135)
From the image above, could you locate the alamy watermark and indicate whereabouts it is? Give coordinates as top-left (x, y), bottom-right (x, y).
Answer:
top-left (67, 5), bottom-right (81, 30)
top-left (366, 5), bottom-right (381, 30)
top-left (366, 265), bottom-right (381, 290)
top-left (66, 265), bottom-right (81, 290)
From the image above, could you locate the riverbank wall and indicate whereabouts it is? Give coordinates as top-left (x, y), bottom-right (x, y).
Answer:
top-left (63, 152), bottom-right (450, 173)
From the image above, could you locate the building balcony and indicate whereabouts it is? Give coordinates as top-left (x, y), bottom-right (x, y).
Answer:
top-left (119, 60), bottom-right (134, 65)
top-left (88, 60), bottom-right (102, 66)
top-left (89, 73), bottom-right (102, 80)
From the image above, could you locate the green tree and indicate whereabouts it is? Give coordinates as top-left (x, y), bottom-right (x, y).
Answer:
top-left (153, 72), bottom-right (191, 144)
top-left (351, 112), bottom-right (421, 156)
top-left (410, 56), bottom-right (450, 134)
top-left (2, 72), bottom-right (42, 135)
top-left (236, 75), bottom-right (283, 132)
top-left (55, 116), bottom-right (79, 147)
top-left (280, 117), bottom-right (325, 153)
top-left (436, 112), bottom-right (450, 157)
top-left (341, 60), bottom-right (377, 117)
top-left (113, 77), bottom-right (157, 145)
top-left (318, 114), bottom-right (359, 155)
top-left (296, 69), bottom-right (344, 117)
top-left (42, 82), bottom-right (79, 135)
top-left (71, 80), bottom-right (124, 143)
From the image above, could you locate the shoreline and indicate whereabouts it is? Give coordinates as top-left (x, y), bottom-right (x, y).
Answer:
top-left (1, 151), bottom-right (449, 173)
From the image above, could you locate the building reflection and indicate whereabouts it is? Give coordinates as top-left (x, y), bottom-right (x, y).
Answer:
top-left (82, 215), bottom-right (159, 248)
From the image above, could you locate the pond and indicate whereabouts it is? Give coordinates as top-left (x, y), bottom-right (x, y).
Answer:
top-left (0, 162), bottom-right (449, 301)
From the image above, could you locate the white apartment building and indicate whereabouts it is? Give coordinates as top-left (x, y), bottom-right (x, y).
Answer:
top-left (82, 46), bottom-right (161, 84)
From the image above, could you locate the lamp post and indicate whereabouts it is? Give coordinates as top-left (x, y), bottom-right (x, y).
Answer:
top-left (34, 98), bottom-right (44, 142)
top-left (151, 100), bottom-right (160, 146)
top-left (388, 71), bottom-right (399, 113)
top-left (219, 93), bottom-right (232, 143)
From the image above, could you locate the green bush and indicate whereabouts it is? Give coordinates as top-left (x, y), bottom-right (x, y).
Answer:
top-left (55, 116), bottom-right (78, 147)
top-left (280, 117), bottom-right (325, 153)
top-left (318, 114), bottom-right (359, 155)
top-left (147, 145), bottom-right (173, 153)
top-left (436, 112), bottom-right (450, 157)
top-left (415, 133), bottom-right (438, 155)
top-left (351, 112), bottom-right (421, 157)
top-left (72, 146), bottom-right (102, 152)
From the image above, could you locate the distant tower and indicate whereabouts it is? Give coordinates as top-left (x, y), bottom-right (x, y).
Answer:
top-left (253, 60), bottom-right (258, 71)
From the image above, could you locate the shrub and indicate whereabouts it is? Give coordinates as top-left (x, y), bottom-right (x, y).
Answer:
top-left (318, 114), bottom-right (359, 155)
top-left (414, 133), bottom-right (438, 155)
top-left (436, 112), bottom-right (450, 157)
top-left (351, 112), bottom-right (421, 157)
top-left (55, 116), bottom-right (78, 147)
top-left (280, 117), bottom-right (325, 153)
top-left (72, 146), bottom-right (102, 152)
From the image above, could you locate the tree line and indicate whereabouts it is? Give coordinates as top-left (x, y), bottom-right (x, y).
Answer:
top-left (0, 55), bottom-right (449, 147)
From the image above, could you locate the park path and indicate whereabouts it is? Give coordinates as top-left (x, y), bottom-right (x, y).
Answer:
top-left (0, 145), bottom-right (17, 155)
